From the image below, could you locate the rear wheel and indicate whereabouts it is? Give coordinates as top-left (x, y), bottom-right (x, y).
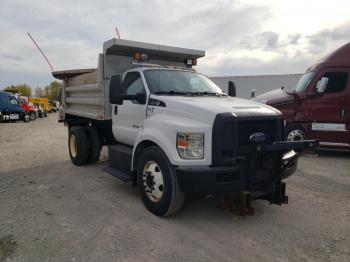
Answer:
top-left (29, 112), bottom-right (36, 121)
top-left (84, 126), bottom-right (102, 164)
top-left (44, 111), bottom-right (48, 117)
top-left (285, 124), bottom-right (306, 141)
top-left (68, 126), bottom-right (90, 165)
top-left (137, 146), bottom-right (185, 217)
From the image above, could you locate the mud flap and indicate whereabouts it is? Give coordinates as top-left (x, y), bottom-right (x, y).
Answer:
top-left (268, 181), bottom-right (288, 205)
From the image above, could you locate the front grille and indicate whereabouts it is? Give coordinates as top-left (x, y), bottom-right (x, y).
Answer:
top-left (238, 119), bottom-right (278, 146)
top-left (212, 113), bottom-right (283, 166)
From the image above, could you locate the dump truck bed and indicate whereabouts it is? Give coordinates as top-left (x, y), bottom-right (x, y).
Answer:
top-left (53, 68), bottom-right (106, 120)
top-left (53, 38), bottom-right (205, 121)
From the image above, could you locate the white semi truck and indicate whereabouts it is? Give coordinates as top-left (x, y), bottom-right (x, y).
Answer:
top-left (53, 39), bottom-right (317, 216)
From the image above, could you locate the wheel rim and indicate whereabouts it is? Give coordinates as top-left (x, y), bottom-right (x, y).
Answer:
top-left (143, 161), bottom-right (164, 202)
top-left (24, 115), bottom-right (30, 122)
top-left (30, 113), bottom-right (35, 120)
top-left (69, 134), bottom-right (78, 158)
top-left (287, 129), bottom-right (306, 141)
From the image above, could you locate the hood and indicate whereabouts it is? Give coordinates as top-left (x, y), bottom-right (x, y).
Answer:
top-left (254, 88), bottom-right (295, 105)
top-left (151, 95), bottom-right (281, 122)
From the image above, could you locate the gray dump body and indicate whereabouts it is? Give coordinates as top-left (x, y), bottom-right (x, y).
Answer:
top-left (53, 38), bottom-right (205, 121)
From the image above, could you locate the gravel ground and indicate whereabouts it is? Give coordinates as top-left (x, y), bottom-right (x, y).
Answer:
top-left (0, 114), bottom-right (349, 262)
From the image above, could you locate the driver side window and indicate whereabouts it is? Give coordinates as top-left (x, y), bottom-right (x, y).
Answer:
top-left (123, 72), bottom-right (145, 96)
top-left (320, 72), bottom-right (348, 94)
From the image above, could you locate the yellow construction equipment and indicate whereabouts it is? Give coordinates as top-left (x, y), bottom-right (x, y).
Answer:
top-left (29, 97), bottom-right (53, 113)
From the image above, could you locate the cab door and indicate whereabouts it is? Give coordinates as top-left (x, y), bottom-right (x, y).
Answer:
top-left (0, 93), bottom-right (10, 113)
top-left (112, 71), bottom-right (148, 146)
top-left (305, 68), bottom-right (350, 145)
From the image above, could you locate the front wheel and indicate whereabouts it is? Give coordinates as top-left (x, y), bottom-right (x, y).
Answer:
top-left (285, 124), bottom-right (306, 141)
top-left (137, 146), bottom-right (185, 217)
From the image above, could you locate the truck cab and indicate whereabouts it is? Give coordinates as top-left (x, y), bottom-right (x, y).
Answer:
top-left (53, 39), bottom-right (317, 216)
top-left (0, 92), bottom-right (30, 122)
top-left (18, 96), bottom-right (38, 121)
top-left (255, 42), bottom-right (350, 150)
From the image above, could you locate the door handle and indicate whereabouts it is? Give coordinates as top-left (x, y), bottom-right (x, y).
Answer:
top-left (114, 106), bottom-right (118, 115)
top-left (341, 108), bottom-right (346, 118)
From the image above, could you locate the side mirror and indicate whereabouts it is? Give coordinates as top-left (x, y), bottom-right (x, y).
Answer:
top-left (316, 77), bottom-right (329, 94)
top-left (135, 92), bottom-right (146, 104)
top-left (109, 74), bottom-right (123, 105)
top-left (119, 93), bottom-right (146, 104)
top-left (251, 89), bottom-right (256, 98)
top-left (228, 81), bottom-right (236, 97)
top-left (109, 75), bottom-right (147, 105)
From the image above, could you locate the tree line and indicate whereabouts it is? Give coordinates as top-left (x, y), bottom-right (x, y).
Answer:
top-left (3, 81), bottom-right (62, 101)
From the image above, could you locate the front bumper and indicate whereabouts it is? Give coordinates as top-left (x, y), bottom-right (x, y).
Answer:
top-left (176, 140), bottom-right (318, 204)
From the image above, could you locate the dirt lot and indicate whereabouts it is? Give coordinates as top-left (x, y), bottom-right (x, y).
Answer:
top-left (0, 114), bottom-right (349, 262)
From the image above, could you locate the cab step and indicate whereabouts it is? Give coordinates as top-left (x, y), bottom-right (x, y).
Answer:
top-left (103, 166), bottom-right (132, 182)
top-left (104, 144), bottom-right (133, 183)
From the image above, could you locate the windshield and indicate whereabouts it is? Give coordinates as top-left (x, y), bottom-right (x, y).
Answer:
top-left (10, 98), bottom-right (19, 105)
top-left (294, 72), bottom-right (315, 93)
top-left (143, 69), bottom-right (224, 95)
top-left (18, 98), bottom-right (26, 105)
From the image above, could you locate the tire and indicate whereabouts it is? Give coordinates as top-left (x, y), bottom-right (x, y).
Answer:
top-left (137, 146), bottom-right (185, 217)
top-left (68, 126), bottom-right (90, 166)
top-left (44, 111), bottom-right (48, 117)
top-left (285, 124), bottom-right (306, 141)
top-left (23, 114), bottom-right (30, 122)
top-left (84, 126), bottom-right (101, 164)
top-left (29, 112), bottom-right (36, 121)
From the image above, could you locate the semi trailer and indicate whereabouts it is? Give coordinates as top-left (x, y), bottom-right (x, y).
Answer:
top-left (53, 39), bottom-right (317, 216)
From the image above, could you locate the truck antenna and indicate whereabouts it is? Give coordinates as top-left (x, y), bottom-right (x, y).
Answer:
top-left (27, 32), bottom-right (54, 72)
top-left (115, 27), bottom-right (121, 39)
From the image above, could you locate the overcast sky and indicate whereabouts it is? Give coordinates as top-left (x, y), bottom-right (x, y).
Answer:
top-left (0, 0), bottom-right (349, 89)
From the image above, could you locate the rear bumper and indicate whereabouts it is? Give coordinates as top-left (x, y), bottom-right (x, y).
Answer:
top-left (175, 140), bottom-right (318, 203)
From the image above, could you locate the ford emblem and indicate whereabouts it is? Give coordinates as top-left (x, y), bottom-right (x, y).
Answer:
top-left (249, 132), bottom-right (266, 144)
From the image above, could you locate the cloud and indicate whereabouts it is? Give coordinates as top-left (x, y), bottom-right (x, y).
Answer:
top-left (0, 0), bottom-right (349, 88)
top-left (306, 21), bottom-right (350, 55)
top-left (1, 54), bottom-right (23, 62)
top-left (0, 0), bottom-right (272, 88)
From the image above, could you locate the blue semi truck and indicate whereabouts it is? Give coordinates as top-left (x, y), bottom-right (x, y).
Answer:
top-left (0, 92), bottom-right (30, 122)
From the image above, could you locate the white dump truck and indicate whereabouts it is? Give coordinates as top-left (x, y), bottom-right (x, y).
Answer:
top-left (53, 39), bottom-right (317, 216)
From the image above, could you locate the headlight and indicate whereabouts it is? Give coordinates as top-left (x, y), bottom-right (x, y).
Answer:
top-left (177, 133), bottom-right (204, 159)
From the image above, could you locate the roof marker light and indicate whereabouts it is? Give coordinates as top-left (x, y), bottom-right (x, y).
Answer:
top-left (185, 59), bottom-right (197, 66)
top-left (133, 52), bottom-right (148, 61)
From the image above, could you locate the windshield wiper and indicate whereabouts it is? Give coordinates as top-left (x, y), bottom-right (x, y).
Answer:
top-left (190, 91), bottom-right (227, 96)
top-left (154, 91), bottom-right (193, 96)
top-left (154, 91), bottom-right (227, 97)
